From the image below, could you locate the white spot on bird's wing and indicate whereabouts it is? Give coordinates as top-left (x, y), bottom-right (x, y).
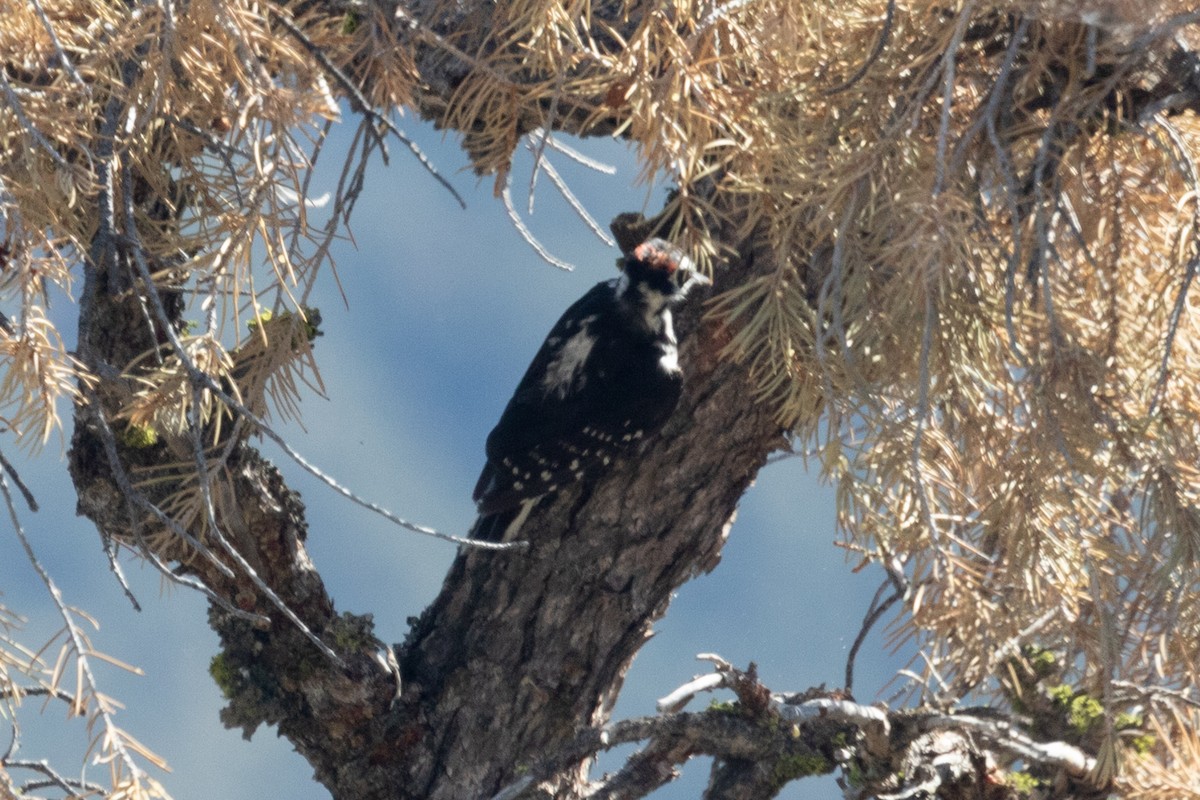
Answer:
top-left (542, 316), bottom-right (598, 398)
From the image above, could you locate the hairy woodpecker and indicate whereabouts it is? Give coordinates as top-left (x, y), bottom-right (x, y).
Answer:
top-left (472, 238), bottom-right (708, 541)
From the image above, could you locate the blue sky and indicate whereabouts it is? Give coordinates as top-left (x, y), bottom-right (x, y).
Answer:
top-left (2, 116), bottom-right (904, 799)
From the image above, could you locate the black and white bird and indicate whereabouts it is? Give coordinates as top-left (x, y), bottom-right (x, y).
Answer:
top-left (471, 238), bottom-right (709, 541)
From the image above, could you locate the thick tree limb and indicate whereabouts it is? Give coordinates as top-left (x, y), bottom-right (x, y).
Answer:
top-left (484, 658), bottom-right (1110, 800)
top-left (57, 3), bottom-right (1200, 800)
top-left (398, 248), bottom-right (785, 797)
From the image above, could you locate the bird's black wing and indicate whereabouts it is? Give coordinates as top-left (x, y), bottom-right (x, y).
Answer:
top-left (473, 281), bottom-right (618, 515)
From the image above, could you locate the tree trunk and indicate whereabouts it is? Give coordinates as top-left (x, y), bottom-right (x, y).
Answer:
top-left (401, 282), bottom-right (782, 798)
top-left (63, 2), bottom-right (786, 793)
top-left (53, 1), bottom-right (1200, 797)
top-left (68, 198), bottom-right (781, 798)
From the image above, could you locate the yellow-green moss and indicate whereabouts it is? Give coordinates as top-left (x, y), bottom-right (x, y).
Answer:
top-left (329, 611), bottom-right (377, 652)
top-left (1130, 734), bottom-right (1156, 755)
top-left (1047, 685), bottom-right (1103, 734)
top-left (841, 760), bottom-right (865, 788)
top-left (1026, 646), bottom-right (1057, 677)
top-left (772, 752), bottom-right (831, 784)
top-left (247, 309), bottom-right (273, 331)
top-left (246, 307), bottom-right (323, 342)
top-left (1115, 711), bottom-right (1144, 730)
top-left (121, 422), bottom-right (159, 449)
top-left (1008, 770), bottom-right (1042, 794)
top-left (209, 652), bottom-right (238, 699)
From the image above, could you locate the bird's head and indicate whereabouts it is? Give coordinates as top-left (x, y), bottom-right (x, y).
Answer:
top-left (619, 238), bottom-right (710, 304)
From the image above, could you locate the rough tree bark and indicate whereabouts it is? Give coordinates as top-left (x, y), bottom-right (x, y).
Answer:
top-left (63, 3), bottom-right (800, 794)
top-left (69, 191), bottom-right (786, 799)
top-left (399, 238), bottom-right (785, 799)
top-left (57, 2), bottom-right (1200, 799)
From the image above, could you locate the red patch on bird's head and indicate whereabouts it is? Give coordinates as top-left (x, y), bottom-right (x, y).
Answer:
top-left (632, 240), bottom-right (681, 274)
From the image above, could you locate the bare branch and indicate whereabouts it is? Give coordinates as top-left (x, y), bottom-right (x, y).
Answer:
top-left (0, 72), bottom-right (73, 171)
top-left (270, 9), bottom-right (465, 209)
top-left (844, 580), bottom-right (902, 693)
top-left (4, 758), bottom-right (107, 797)
top-left (524, 132), bottom-right (616, 247)
top-left (822, 0), bottom-right (895, 95)
top-left (922, 713), bottom-right (1095, 777)
top-left (656, 672), bottom-right (725, 713)
top-left (501, 177), bottom-right (577, 271)
top-left (0, 450), bottom-right (36, 513)
top-left (1, 466), bottom-right (155, 791)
